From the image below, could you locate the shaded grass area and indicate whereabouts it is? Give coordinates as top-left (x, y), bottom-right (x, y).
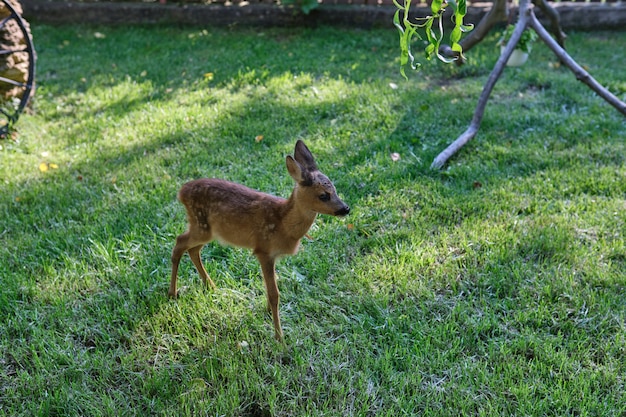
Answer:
top-left (1, 24), bottom-right (625, 415)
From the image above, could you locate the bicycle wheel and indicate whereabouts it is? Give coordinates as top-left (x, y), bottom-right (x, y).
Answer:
top-left (0, 0), bottom-right (35, 136)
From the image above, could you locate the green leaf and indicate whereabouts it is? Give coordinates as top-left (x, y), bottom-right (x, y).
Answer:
top-left (425, 43), bottom-right (436, 59)
top-left (394, 7), bottom-right (420, 79)
top-left (457, 0), bottom-right (467, 15)
top-left (450, 26), bottom-right (462, 44)
top-left (393, 0), bottom-right (472, 75)
top-left (393, 7), bottom-right (403, 32)
top-left (447, 0), bottom-right (458, 13)
top-left (436, 52), bottom-right (458, 63)
top-left (431, 0), bottom-right (443, 14)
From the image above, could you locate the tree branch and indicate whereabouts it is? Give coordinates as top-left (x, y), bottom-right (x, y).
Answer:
top-left (432, 0), bottom-right (626, 169)
top-left (431, 0), bottom-right (531, 170)
top-left (532, 0), bottom-right (567, 48)
top-left (528, 10), bottom-right (626, 116)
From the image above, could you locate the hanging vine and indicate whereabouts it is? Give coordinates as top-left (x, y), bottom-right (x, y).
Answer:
top-left (393, 0), bottom-right (473, 78)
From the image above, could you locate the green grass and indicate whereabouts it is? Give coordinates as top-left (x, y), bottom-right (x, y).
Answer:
top-left (1, 23), bottom-right (625, 416)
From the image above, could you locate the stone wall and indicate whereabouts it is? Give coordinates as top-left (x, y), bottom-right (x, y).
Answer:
top-left (0, 0), bottom-right (32, 101)
top-left (19, 0), bottom-right (626, 30)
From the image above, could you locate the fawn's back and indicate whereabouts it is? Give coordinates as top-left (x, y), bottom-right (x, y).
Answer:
top-left (179, 178), bottom-right (303, 257)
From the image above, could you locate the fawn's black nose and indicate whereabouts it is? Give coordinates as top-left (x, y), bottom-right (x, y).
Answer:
top-left (335, 205), bottom-right (350, 216)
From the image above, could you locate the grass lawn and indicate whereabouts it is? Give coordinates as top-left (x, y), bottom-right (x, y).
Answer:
top-left (1, 22), bottom-right (625, 416)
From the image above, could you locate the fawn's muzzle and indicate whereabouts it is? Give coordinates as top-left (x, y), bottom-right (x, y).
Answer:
top-left (335, 205), bottom-right (350, 216)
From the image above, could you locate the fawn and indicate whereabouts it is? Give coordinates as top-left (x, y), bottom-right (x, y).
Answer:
top-left (169, 140), bottom-right (350, 341)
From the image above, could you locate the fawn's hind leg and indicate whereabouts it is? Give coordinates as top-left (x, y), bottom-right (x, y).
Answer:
top-left (169, 233), bottom-right (188, 298)
top-left (188, 244), bottom-right (216, 289)
top-left (170, 230), bottom-right (213, 297)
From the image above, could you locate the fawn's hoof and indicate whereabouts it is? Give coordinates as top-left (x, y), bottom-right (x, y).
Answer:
top-left (168, 285), bottom-right (190, 298)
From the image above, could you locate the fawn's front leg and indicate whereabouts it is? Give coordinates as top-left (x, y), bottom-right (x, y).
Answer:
top-left (255, 252), bottom-right (283, 342)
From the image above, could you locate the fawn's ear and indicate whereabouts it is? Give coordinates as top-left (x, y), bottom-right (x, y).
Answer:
top-left (286, 155), bottom-right (312, 185)
top-left (294, 140), bottom-right (318, 172)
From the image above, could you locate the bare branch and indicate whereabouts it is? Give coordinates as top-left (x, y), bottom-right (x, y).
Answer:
top-left (432, 0), bottom-right (626, 169)
top-left (532, 0), bottom-right (567, 47)
top-left (431, 0), bottom-right (531, 170)
top-left (528, 10), bottom-right (626, 116)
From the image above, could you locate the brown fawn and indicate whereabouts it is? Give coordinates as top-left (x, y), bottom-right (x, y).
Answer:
top-left (169, 140), bottom-right (350, 341)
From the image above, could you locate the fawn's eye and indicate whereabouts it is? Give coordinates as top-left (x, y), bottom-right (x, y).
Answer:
top-left (319, 193), bottom-right (331, 202)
